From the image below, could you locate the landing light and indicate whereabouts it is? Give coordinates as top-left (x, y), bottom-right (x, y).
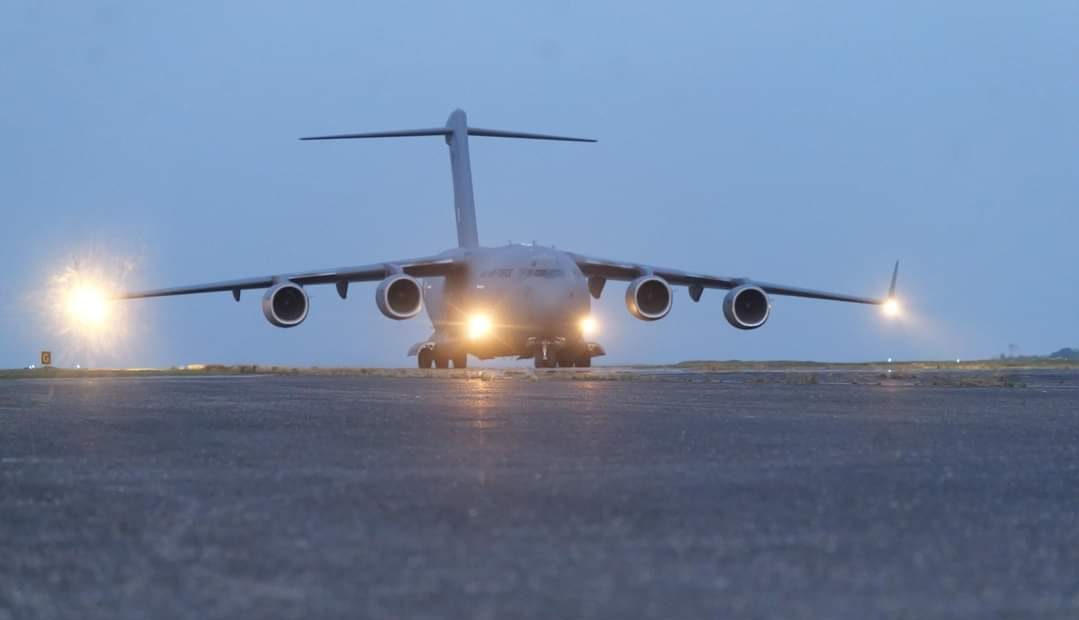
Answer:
top-left (580, 316), bottom-right (598, 336)
top-left (882, 298), bottom-right (900, 318)
top-left (65, 284), bottom-right (110, 327)
top-left (468, 314), bottom-right (492, 340)
top-left (44, 257), bottom-right (132, 357)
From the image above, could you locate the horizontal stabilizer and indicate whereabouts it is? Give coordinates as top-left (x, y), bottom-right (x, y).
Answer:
top-left (466, 128), bottom-right (596, 142)
top-left (300, 127), bottom-right (595, 143)
top-left (300, 128), bottom-right (450, 141)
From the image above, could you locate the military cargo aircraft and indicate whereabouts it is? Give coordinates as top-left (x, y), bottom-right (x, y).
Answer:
top-left (121, 109), bottom-right (899, 368)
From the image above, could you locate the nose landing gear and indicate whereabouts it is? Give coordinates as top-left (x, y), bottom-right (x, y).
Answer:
top-left (414, 340), bottom-right (603, 369)
top-left (529, 337), bottom-right (599, 369)
top-left (529, 337), bottom-right (562, 369)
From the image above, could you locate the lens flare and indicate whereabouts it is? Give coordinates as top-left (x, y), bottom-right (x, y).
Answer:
top-left (468, 314), bottom-right (492, 339)
top-left (65, 284), bottom-right (110, 327)
top-left (579, 316), bottom-right (598, 336)
top-left (882, 298), bottom-right (900, 318)
top-left (33, 250), bottom-right (140, 367)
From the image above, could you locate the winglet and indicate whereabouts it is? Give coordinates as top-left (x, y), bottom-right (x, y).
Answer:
top-left (887, 260), bottom-right (899, 299)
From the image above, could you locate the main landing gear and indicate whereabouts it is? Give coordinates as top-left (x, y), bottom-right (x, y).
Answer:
top-left (417, 347), bottom-right (467, 369)
top-left (529, 337), bottom-right (594, 369)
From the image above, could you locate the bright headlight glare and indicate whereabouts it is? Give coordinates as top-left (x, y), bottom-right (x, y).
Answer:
top-left (882, 298), bottom-right (900, 318)
top-left (66, 284), bottom-right (110, 327)
top-left (579, 316), bottom-right (597, 336)
top-left (468, 314), bottom-right (492, 339)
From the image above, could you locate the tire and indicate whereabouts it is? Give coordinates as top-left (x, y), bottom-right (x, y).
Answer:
top-left (417, 348), bottom-right (433, 369)
top-left (556, 360), bottom-right (573, 368)
top-left (434, 356), bottom-right (449, 369)
top-left (452, 354), bottom-right (467, 369)
top-left (534, 355), bottom-right (556, 369)
top-left (575, 356), bottom-right (592, 368)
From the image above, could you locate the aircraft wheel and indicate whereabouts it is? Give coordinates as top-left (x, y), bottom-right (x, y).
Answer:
top-left (574, 356), bottom-right (592, 368)
top-left (417, 348), bottom-right (434, 369)
top-left (534, 355), bottom-right (556, 369)
top-left (556, 359), bottom-right (573, 368)
top-left (434, 356), bottom-right (450, 369)
top-left (452, 354), bottom-right (467, 369)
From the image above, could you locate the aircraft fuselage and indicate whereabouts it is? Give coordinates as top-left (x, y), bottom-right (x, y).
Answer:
top-left (421, 244), bottom-right (592, 360)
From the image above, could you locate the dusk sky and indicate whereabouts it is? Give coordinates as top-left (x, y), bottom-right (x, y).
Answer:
top-left (3, 2), bottom-right (1076, 368)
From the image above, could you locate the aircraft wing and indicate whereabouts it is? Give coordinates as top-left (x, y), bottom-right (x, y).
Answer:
top-left (570, 252), bottom-right (895, 306)
top-left (119, 254), bottom-right (459, 300)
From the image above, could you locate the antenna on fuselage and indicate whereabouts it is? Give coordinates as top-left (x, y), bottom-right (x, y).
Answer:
top-left (301, 109), bottom-right (595, 249)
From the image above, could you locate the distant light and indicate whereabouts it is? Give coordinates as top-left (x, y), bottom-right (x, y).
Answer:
top-left (579, 316), bottom-right (598, 337)
top-left (887, 358), bottom-right (893, 363)
top-left (468, 314), bottom-right (492, 340)
top-left (882, 298), bottom-right (900, 318)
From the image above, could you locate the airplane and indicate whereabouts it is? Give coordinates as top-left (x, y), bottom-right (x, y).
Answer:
top-left (121, 109), bottom-right (900, 369)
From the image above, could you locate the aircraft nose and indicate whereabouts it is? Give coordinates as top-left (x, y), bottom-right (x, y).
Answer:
top-left (519, 284), bottom-right (579, 329)
top-left (529, 294), bottom-right (563, 320)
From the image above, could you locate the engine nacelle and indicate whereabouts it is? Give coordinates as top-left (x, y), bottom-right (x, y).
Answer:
top-left (262, 282), bottom-right (309, 328)
top-left (723, 285), bottom-right (770, 330)
top-left (625, 275), bottom-right (672, 321)
top-left (375, 275), bottom-right (423, 320)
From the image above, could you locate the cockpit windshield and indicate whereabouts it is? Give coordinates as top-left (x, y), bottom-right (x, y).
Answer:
top-left (523, 268), bottom-right (565, 279)
top-left (479, 268), bottom-right (566, 279)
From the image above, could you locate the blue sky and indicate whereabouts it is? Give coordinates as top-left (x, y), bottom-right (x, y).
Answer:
top-left (3, 1), bottom-right (1076, 367)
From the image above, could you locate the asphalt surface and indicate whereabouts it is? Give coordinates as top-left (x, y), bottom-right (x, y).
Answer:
top-left (2, 370), bottom-right (1078, 619)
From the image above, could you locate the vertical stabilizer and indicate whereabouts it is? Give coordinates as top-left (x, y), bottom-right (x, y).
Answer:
top-left (444, 110), bottom-right (479, 248)
top-left (300, 110), bottom-right (594, 250)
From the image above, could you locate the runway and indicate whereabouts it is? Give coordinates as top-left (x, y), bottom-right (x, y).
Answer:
top-left (2, 370), bottom-right (1078, 619)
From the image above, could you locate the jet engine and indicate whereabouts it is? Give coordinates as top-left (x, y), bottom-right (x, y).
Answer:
top-left (723, 285), bottom-right (770, 330)
top-left (625, 275), bottom-right (672, 321)
top-left (376, 275), bottom-right (423, 320)
top-left (262, 282), bottom-right (309, 328)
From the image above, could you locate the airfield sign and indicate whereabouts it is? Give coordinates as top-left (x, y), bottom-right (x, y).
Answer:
top-left (40, 351), bottom-right (52, 366)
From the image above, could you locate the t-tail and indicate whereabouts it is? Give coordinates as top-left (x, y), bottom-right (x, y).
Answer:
top-left (301, 109), bottom-right (595, 249)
